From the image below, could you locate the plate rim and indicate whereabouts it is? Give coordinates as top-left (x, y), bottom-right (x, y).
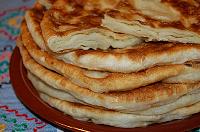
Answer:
top-left (10, 47), bottom-right (200, 132)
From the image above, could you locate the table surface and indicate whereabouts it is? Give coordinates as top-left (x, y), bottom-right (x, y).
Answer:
top-left (0, 0), bottom-right (200, 131)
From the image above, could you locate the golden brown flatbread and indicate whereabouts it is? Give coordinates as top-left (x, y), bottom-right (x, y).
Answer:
top-left (102, 0), bottom-right (200, 44)
top-left (25, 3), bottom-right (46, 50)
top-left (28, 71), bottom-right (200, 116)
top-left (17, 39), bottom-right (200, 112)
top-left (18, 0), bottom-right (200, 129)
top-left (40, 93), bottom-right (159, 128)
top-left (40, 93), bottom-right (200, 127)
top-left (164, 62), bottom-right (200, 83)
top-left (21, 21), bottom-right (197, 93)
top-left (57, 42), bottom-right (200, 73)
top-left (21, 22), bottom-right (200, 93)
top-left (40, 0), bottom-right (142, 52)
top-left (27, 72), bottom-right (83, 104)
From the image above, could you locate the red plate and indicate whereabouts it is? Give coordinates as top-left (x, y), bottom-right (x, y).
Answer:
top-left (10, 47), bottom-right (200, 132)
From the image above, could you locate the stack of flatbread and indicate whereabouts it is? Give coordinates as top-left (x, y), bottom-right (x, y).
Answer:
top-left (17, 0), bottom-right (200, 128)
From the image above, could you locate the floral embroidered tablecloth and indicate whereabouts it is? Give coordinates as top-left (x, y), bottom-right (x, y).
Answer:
top-left (0, 0), bottom-right (200, 132)
top-left (0, 0), bottom-right (64, 131)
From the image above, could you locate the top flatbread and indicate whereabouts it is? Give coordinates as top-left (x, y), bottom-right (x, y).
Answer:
top-left (28, 1), bottom-right (200, 73)
top-left (40, 0), bottom-right (142, 52)
top-left (102, 0), bottom-right (200, 44)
